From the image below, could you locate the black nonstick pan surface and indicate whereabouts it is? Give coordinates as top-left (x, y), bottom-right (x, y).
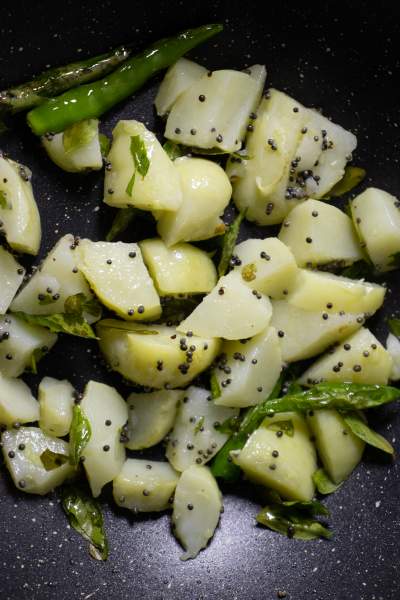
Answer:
top-left (0, 1), bottom-right (400, 598)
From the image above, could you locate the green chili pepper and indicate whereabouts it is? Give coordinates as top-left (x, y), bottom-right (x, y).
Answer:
top-left (27, 24), bottom-right (223, 136)
top-left (0, 46), bottom-right (131, 115)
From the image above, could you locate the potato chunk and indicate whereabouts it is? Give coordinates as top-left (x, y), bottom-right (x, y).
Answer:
top-left (0, 246), bottom-right (25, 314)
top-left (39, 377), bottom-right (75, 437)
top-left (0, 374), bottom-right (39, 427)
top-left (155, 58), bottom-right (207, 116)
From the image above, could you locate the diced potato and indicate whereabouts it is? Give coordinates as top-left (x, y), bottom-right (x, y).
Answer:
top-left (1, 426), bottom-right (74, 495)
top-left (213, 326), bottom-right (282, 408)
top-left (11, 234), bottom-right (94, 317)
top-left (165, 66), bottom-right (266, 152)
top-left (125, 389), bottom-right (183, 450)
top-left (0, 246), bottom-right (25, 314)
top-left (172, 465), bottom-right (222, 560)
top-left (139, 238), bottom-right (217, 296)
top-left (0, 155), bottom-right (41, 255)
top-left (97, 320), bottom-right (220, 389)
top-left (270, 300), bottom-right (364, 362)
top-left (178, 271), bottom-right (272, 340)
top-left (38, 377), bottom-right (75, 437)
top-left (286, 269), bottom-right (385, 315)
top-left (155, 58), bottom-right (207, 116)
top-left (0, 374), bottom-right (39, 427)
top-left (103, 120), bottom-right (182, 211)
top-left (232, 237), bottom-right (298, 298)
top-left (307, 410), bottom-right (364, 484)
top-left (155, 157), bottom-right (231, 247)
top-left (299, 328), bottom-right (392, 385)
top-left (351, 188), bottom-right (400, 271)
top-left (42, 119), bottom-right (102, 172)
top-left (80, 381), bottom-right (128, 498)
top-left (0, 314), bottom-right (57, 377)
top-left (232, 412), bottom-right (317, 501)
top-left (386, 333), bottom-right (400, 381)
top-left (79, 240), bottom-right (161, 321)
top-left (166, 386), bottom-right (238, 472)
top-left (278, 199), bottom-right (362, 267)
top-left (113, 459), bottom-right (179, 512)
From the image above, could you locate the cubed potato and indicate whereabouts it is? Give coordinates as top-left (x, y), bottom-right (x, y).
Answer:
top-left (38, 376), bottom-right (75, 437)
top-left (386, 333), bottom-right (400, 381)
top-left (155, 58), bottom-right (207, 116)
top-left (42, 119), bottom-right (102, 172)
top-left (178, 270), bottom-right (272, 340)
top-left (0, 246), bottom-right (25, 314)
top-left (0, 374), bottom-right (39, 427)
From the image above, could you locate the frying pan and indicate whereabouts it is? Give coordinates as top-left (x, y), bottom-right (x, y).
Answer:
top-left (0, 1), bottom-right (399, 598)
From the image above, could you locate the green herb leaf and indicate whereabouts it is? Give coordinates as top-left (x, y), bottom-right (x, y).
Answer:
top-left (210, 371), bottom-right (221, 399)
top-left (126, 135), bottom-right (150, 196)
top-left (256, 501), bottom-right (332, 540)
top-left (64, 292), bottom-right (102, 320)
top-left (159, 295), bottom-right (202, 323)
top-left (69, 404), bottom-right (91, 466)
top-left (63, 119), bottom-right (98, 153)
top-left (341, 411), bottom-right (394, 455)
top-left (214, 415), bottom-right (241, 435)
top-left (13, 311), bottom-right (98, 339)
top-left (341, 260), bottom-right (375, 280)
top-left (323, 166), bottom-right (366, 199)
top-left (194, 416), bottom-right (205, 434)
top-left (313, 469), bottom-right (342, 495)
top-left (218, 211), bottom-right (245, 277)
top-left (38, 293), bottom-right (57, 306)
top-left (388, 318), bottom-right (400, 337)
top-left (61, 485), bottom-right (108, 561)
top-left (163, 140), bottom-right (185, 161)
top-left (106, 207), bottom-right (137, 242)
top-left (263, 419), bottom-right (294, 437)
top-left (241, 263), bottom-right (257, 282)
top-left (97, 321), bottom-right (159, 335)
top-left (40, 449), bottom-right (69, 471)
top-left (0, 189), bottom-right (10, 209)
top-left (99, 133), bottom-right (111, 157)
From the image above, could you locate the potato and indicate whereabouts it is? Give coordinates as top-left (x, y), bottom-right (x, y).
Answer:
top-left (139, 238), bottom-right (217, 296)
top-left (0, 155), bottom-right (41, 255)
top-left (232, 412), bottom-right (317, 501)
top-left (113, 459), bottom-right (179, 512)
top-left (125, 389), bottom-right (183, 450)
top-left (11, 234), bottom-right (94, 317)
top-left (103, 120), bottom-right (182, 211)
top-left (0, 374), bottom-right (39, 427)
top-left (213, 326), bottom-right (282, 408)
top-left (270, 300), bottom-right (364, 362)
top-left (155, 157), bottom-right (231, 246)
top-left (155, 58), bottom-right (207, 116)
top-left (38, 377), bottom-right (75, 437)
top-left (42, 119), bottom-right (102, 172)
top-left (351, 188), bottom-right (400, 271)
top-left (80, 381), bottom-right (128, 498)
top-left (172, 465), bottom-right (222, 560)
top-left (386, 333), bottom-right (400, 381)
top-left (286, 269), bottom-right (385, 315)
top-left (178, 271), bottom-right (272, 340)
top-left (1, 426), bottom-right (74, 495)
top-left (79, 240), bottom-right (161, 321)
top-left (0, 314), bottom-right (57, 377)
top-left (166, 386), bottom-right (238, 472)
top-left (97, 320), bottom-right (220, 389)
top-left (165, 66), bottom-right (266, 152)
top-left (0, 246), bottom-right (25, 314)
top-left (299, 327), bottom-right (392, 385)
top-left (232, 237), bottom-right (298, 298)
top-left (278, 199), bottom-right (362, 267)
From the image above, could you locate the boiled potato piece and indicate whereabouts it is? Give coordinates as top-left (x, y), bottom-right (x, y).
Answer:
top-left (38, 377), bottom-right (75, 437)
top-left (80, 381), bottom-right (128, 498)
top-left (270, 300), bottom-right (364, 362)
top-left (213, 326), bottom-right (282, 408)
top-left (279, 199), bottom-right (362, 267)
top-left (0, 374), bottom-right (39, 427)
top-left (42, 119), bottom-right (102, 172)
top-left (286, 269), bottom-right (385, 315)
top-left (178, 271), bottom-right (272, 340)
top-left (0, 156), bottom-right (41, 255)
top-left (113, 459), bottom-right (179, 512)
top-left (232, 237), bottom-right (298, 298)
top-left (0, 246), bottom-right (25, 314)
top-left (79, 240), bottom-right (161, 321)
top-left (139, 238), bottom-right (217, 296)
top-left (386, 333), bottom-right (400, 381)
top-left (156, 157), bottom-right (231, 246)
top-left (165, 66), bottom-right (266, 152)
top-left (97, 320), bottom-right (220, 389)
top-left (232, 412), bottom-right (317, 501)
top-left (0, 314), bottom-right (57, 377)
top-left (166, 386), bottom-right (238, 472)
top-left (155, 58), bottom-right (207, 116)
top-left (172, 465), bottom-right (222, 560)
top-left (11, 234), bottom-right (94, 317)
top-left (307, 409), bottom-right (364, 484)
top-left (125, 389), bottom-right (183, 450)
top-left (351, 188), bottom-right (400, 271)
top-left (1, 426), bottom-right (74, 495)
top-left (103, 120), bottom-right (182, 211)
top-left (299, 328), bottom-right (392, 385)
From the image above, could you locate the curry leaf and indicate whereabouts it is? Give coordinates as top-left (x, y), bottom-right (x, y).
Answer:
top-left (341, 411), bottom-right (394, 454)
top-left (13, 311), bottom-right (97, 339)
top-left (218, 211), bottom-right (245, 277)
top-left (106, 207), bottom-right (137, 242)
top-left (163, 140), bottom-right (185, 161)
top-left (313, 469), bottom-right (342, 495)
top-left (69, 404), bottom-right (91, 466)
top-left (256, 501), bottom-right (332, 540)
top-left (210, 372), bottom-right (221, 399)
top-left (126, 135), bottom-right (150, 196)
top-left (323, 166), bottom-right (366, 199)
top-left (388, 318), bottom-right (400, 337)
